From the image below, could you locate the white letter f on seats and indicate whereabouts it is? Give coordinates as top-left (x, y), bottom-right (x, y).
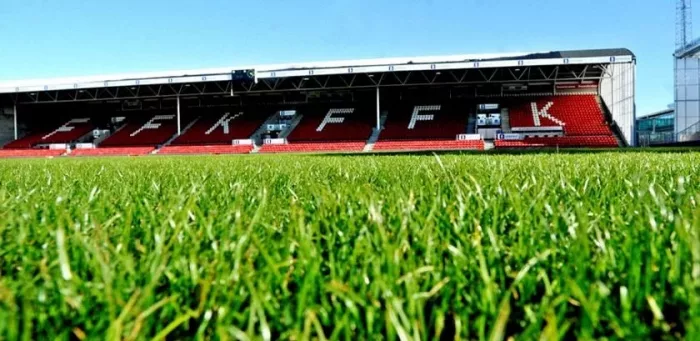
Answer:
top-left (408, 105), bottom-right (440, 129)
top-left (131, 115), bottom-right (175, 136)
top-left (42, 118), bottom-right (90, 139)
top-left (317, 108), bottom-right (354, 131)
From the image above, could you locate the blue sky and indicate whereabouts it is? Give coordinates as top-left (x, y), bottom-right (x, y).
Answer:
top-left (0, 0), bottom-right (676, 114)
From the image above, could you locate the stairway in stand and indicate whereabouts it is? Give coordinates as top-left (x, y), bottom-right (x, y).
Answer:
top-left (500, 109), bottom-right (511, 133)
top-left (363, 113), bottom-right (388, 152)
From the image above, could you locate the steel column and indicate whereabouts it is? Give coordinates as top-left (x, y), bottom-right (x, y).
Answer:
top-left (13, 104), bottom-right (17, 140)
top-left (176, 96), bottom-right (182, 135)
top-left (375, 87), bottom-right (381, 130)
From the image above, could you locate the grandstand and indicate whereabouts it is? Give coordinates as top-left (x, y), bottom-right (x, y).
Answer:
top-left (0, 49), bottom-right (635, 157)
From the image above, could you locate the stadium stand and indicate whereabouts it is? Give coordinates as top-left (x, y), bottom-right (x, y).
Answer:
top-left (0, 50), bottom-right (635, 154)
top-left (3, 118), bottom-right (94, 149)
top-left (168, 108), bottom-right (267, 146)
top-left (61, 112), bottom-right (189, 156)
top-left (258, 104), bottom-right (374, 153)
top-left (496, 95), bottom-right (619, 148)
top-left (373, 101), bottom-right (484, 151)
top-left (379, 102), bottom-right (470, 140)
top-left (98, 113), bottom-right (184, 148)
top-left (158, 107), bottom-right (265, 155)
top-left (508, 95), bottom-right (612, 135)
top-left (287, 105), bottom-right (374, 142)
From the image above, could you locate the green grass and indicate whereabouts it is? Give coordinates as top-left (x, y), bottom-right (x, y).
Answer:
top-left (0, 152), bottom-right (698, 340)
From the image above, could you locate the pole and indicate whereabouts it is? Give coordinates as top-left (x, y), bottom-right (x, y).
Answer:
top-left (13, 104), bottom-right (17, 140)
top-left (375, 87), bottom-right (381, 130)
top-left (176, 96), bottom-right (181, 135)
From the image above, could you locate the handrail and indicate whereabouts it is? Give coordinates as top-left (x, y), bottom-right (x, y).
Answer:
top-left (678, 119), bottom-right (700, 137)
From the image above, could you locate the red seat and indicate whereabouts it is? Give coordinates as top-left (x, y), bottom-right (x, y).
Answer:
top-left (169, 109), bottom-right (267, 146)
top-left (70, 147), bottom-right (154, 156)
top-left (379, 102), bottom-right (469, 141)
top-left (495, 135), bottom-right (618, 148)
top-left (3, 118), bottom-right (95, 149)
top-left (373, 139), bottom-right (484, 151)
top-left (257, 105), bottom-right (373, 154)
top-left (508, 95), bottom-right (612, 136)
top-left (494, 140), bottom-right (541, 148)
top-left (287, 105), bottom-right (374, 142)
top-left (499, 95), bottom-right (619, 149)
top-left (158, 144), bottom-right (253, 155)
top-left (259, 142), bottom-right (366, 153)
top-left (0, 149), bottom-right (65, 158)
top-left (99, 113), bottom-right (185, 148)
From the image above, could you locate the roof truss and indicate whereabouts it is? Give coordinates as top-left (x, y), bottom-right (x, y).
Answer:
top-left (3, 64), bottom-right (610, 105)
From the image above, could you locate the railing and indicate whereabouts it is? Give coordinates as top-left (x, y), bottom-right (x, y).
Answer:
top-left (678, 119), bottom-right (700, 142)
top-left (637, 132), bottom-right (677, 146)
top-left (636, 120), bottom-right (700, 146)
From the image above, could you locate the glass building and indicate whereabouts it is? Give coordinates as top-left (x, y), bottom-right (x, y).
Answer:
top-left (636, 107), bottom-right (675, 146)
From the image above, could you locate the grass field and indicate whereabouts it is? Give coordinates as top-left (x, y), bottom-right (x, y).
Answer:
top-left (0, 152), bottom-right (698, 340)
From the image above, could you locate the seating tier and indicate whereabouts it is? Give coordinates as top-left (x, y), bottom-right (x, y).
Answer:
top-left (158, 145), bottom-right (253, 155)
top-left (379, 102), bottom-right (468, 141)
top-left (70, 147), bottom-right (154, 156)
top-left (0, 149), bottom-right (65, 158)
top-left (373, 140), bottom-right (484, 151)
top-left (259, 142), bottom-right (366, 153)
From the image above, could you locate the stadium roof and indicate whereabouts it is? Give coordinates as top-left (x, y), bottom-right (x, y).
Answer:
top-left (0, 48), bottom-right (634, 104)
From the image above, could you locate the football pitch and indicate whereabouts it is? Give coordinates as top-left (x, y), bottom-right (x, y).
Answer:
top-left (0, 152), bottom-right (698, 340)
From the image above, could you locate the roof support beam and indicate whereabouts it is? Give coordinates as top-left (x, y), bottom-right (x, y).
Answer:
top-left (260, 79), bottom-right (273, 91)
top-left (13, 104), bottom-right (17, 140)
top-left (176, 95), bottom-right (181, 135)
top-left (104, 88), bottom-right (115, 98)
top-left (375, 86), bottom-right (381, 131)
top-left (348, 74), bottom-right (357, 87)
top-left (45, 91), bottom-right (57, 102)
top-left (8, 64), bottom-right (610, 104)
top-left (577, 65), bottom-right (590, 79)
top-left (391, 72), bottom-right (404, 85)
top-left (487, 69), bottom-right (498, 82)
top-left (192, 83), bottom-right (204, 93)
top-left (507, 67), bottom-right (529, 81)
top-left (338, 75), bottom-right (350, 87)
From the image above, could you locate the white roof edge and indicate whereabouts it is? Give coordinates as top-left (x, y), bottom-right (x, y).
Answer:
top-left (0, 52), bottom-right (535, 88)
top-left (0, 50), bottom-right (634, 91)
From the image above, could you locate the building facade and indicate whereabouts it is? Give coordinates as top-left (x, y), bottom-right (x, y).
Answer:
top-left (636, 107), bottom-right (675, 146)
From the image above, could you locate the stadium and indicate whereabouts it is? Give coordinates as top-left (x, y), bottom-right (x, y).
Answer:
top-left (0, 48), bottom-right (636, 156)
top-left (2, 1), bottom-right (700, 339)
